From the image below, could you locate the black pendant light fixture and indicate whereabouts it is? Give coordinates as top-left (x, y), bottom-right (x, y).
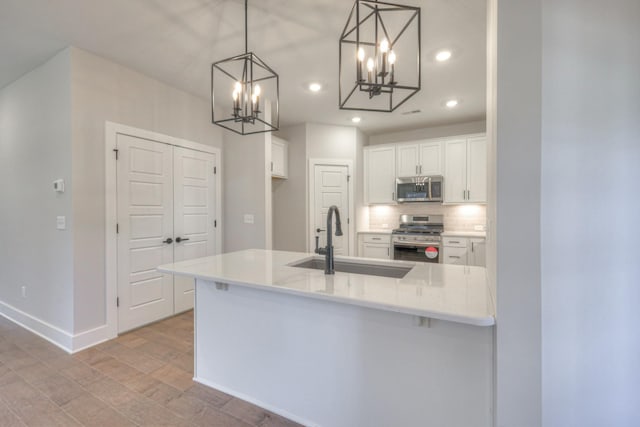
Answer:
top-left (212, 0), bottom-right (279, 135)
top-left (339, 0), bottom-right (421, 112)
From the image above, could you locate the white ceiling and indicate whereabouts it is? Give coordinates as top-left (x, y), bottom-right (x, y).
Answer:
top-left (0, 0), bottom-right (486, 134)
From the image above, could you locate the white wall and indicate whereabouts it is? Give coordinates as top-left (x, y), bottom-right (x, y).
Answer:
top-left (367, 119), bottom-right (486, 145)
top-left (493, 0), bottom-right (542, 425)
top-left (223, 131), bottom-right (270, 253)
top-left (273, 125), bottom-right (307, 252)
top-left (70, 47), bottom-right (224, 333)
top-left (0, 48), bottom-right (74, 334)
top-left (541, 0), bottom-right (640, 425)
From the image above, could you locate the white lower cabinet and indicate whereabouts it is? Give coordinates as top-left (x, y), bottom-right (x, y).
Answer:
top-left (442, 235), bottom-right (486, 267)
top-left (468, 238), bottom-right (486, 267)
top-left (359, 233), bottom-right (391, 260)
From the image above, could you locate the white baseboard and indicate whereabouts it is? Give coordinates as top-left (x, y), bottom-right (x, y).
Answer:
top-left (193, 376), bottom-right (318, 427)
top-left (0, 300), bottom-right (112, 353)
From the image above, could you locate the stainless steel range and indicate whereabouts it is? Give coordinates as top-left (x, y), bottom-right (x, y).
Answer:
top-left (392, 214), bottom-right (444, 263)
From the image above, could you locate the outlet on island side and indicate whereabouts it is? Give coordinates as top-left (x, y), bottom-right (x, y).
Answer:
top-left (21, 285), bottom-right (27, 298)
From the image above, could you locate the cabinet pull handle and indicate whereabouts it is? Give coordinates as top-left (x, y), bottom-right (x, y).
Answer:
top-left (372, 237), bottom-right (381, 240)
top-left (392, 192), bottom-right (395, 201)
top-left (450, 256), bottom-right (461, 259)
top-left (271, 162), bottom-right (273, 172)
top-left (471, 242), bottom-right (475, 252)
top-left (449, 240), bottom-right (460, 244)
top-left (387, 247), bottom-right (390, 256)
top-left (420, 165), bottom-right (423, 174)
top-left (416, 165), bottom-right (418, 175)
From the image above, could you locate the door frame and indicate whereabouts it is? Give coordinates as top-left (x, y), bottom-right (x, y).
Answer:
top-left (104, 121), bottom-right (222, 339)
top-left (307, 158), bottom-right (355, 256)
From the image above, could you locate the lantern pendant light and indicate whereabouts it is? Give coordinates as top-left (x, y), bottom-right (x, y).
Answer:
top-left (211, 0), bottom-right (279, 135)
top-left (339, 0), bottom-right (421, 112)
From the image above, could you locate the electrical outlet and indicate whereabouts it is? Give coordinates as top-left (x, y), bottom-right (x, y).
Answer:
top-left (243, 214), bottom-right (254, 224)
top-left (474, 224), bottom-right (486, 231)
top-left (21, 285), bottom-right (27, 298)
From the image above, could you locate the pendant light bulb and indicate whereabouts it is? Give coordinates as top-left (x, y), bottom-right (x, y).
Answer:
top-left (232, 90), bottom-right (239, 101)
top-left (366, 58), bottom-right (375, 71)
top-left (388, 50), bottom-right (397, 65)
top-left (380, 38), bottom-right (389, 53)
top-left (235, 81), bottom-right (242, 93)
top-left (357, 47), bottom-right (365, 62)
top-left (254, 84), bottom-right (261, 96)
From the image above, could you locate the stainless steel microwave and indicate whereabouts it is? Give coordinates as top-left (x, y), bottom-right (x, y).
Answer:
top-left (396, 176), bottom-right (444, 203)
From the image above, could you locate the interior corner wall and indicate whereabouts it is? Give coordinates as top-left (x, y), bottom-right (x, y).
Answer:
top-left (223, 130), bottom-right (269, 253)
top-left (70, 47), bottom-right (224, 335)
top-left (273, 124), bottom-right (307, 252)
top-left (541, 0), bottom-right (640, 425)
top-left (494, 0), bottom-right (542, 426)
top-left (0, 48), bottom-right (75, 336)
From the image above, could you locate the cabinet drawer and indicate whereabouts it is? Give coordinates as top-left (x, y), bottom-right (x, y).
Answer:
top-left (442, 246), bottom-right (468, 265)
top-left (362, 234), bottom-right (390, 244)
top-left (362, 243), bottom-right (391, 260)
top-left (443, 236), bottom-right (468, 247)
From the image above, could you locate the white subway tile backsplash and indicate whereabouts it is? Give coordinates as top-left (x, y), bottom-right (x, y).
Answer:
top-left (368, 204), bottom-right (486, 231)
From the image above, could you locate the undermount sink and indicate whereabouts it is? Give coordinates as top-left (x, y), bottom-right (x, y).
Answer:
top-left (290, 258), bottom-right (412, 279)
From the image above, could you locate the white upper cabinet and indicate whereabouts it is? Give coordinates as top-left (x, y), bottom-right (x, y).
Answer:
top-left (271, 136), bottom-right (288, 179)
top-left (396, 140), bottom-right (443, 177)
top-left (444, 139), bottom-right (468, 203)
top-left (466, 137), bottom-right (487, 203)
top-left (396, 144), bottom-right (420, 177)
top-left (444, 136), bottom-right (487, 204)
top-left (364, 146), bottom-right (396, 204)
top-left (419, 140), bottom-right (443, 176)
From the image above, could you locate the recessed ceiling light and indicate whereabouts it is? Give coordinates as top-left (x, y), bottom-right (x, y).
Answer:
top-left (435, 50), bottom-right (452, 62)
top-left (309, 82), bottom-right (322, 92)
top-left (445, 99), bottom-right (459, 108)
top-left (351, 117), bottom-right (361, 123)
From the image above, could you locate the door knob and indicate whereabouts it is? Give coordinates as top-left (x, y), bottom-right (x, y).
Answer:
top-left (163, 238), bottom-right (173, 244)
top-left (316, 228), bottom-right (325, 233)
top-left (176, 237), bottom-right (190, 243)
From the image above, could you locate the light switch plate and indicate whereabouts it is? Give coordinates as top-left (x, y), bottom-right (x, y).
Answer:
top-left (56, 216), bottom-right (66, 230)
top-left (474, 224), bottom-right (486, 231)
top-left (243, 214), bottom-right (255, 224)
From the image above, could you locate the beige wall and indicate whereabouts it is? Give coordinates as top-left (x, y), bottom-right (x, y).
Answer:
top-left (367, 119), bottom-right (486, 145)
top-left (70, 47), bottom-right (224, 333)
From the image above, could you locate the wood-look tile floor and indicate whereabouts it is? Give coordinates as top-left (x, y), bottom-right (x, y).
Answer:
top-left (0, 311), bottom-right (302, 426)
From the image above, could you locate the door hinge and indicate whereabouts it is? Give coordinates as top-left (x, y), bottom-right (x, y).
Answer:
top-left (116, 297), bottom-right (119, 307)
top-left (113, 149), bottom-right (119, 160)
top-left (214, 219), bottom-right (217, 228)
top-left (116, 223), bottom-right (119, 234)
top-left (347, 218), bottom-right (350, 224)
top-left (347, 174), bottom-right (351, 182)
top-left (214, 166), bottom-right (217, 174)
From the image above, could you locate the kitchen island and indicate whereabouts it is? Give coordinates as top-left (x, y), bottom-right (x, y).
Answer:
top-left (158, 249), bottom-right (495, 427)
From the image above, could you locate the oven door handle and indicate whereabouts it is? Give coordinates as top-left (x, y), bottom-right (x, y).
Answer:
top-left (393, 242), bottom-right (440, 248)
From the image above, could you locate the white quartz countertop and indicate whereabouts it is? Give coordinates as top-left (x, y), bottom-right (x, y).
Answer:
top-left (158, 249), bottom-right (495, 326)
top-left (442, 231), bottom-right (487, 238)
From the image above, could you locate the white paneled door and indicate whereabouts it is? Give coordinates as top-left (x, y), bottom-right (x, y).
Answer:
top-left (117, 134), bottom-right (217, 333)
top-left (173, 147), bottom-right (217, 313)
top-left (313, 164), bottom-right (350, 255)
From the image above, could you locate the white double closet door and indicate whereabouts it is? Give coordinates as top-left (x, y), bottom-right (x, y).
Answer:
top-left (116, 134), bottom-right (217, 333)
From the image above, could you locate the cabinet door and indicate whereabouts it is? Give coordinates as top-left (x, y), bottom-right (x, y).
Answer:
top-left (362, 243), bottom-right (391, 260)
top-left (442, 246), bottom-right (468, 265)
top-left (396, 144), bottom-right (420, 177)
top-left (365, 146), bottom-right (396, 204)
top-left (419, 141), bottom-right (443, 176)
top-left (467, 137), bottom-right (487, 203)
top-left (444, 139), bottom-right (468, 203)
top-left (468, 238), bottom-right (486, 267)
top-left (271, 138), bottom-right (287, 178)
